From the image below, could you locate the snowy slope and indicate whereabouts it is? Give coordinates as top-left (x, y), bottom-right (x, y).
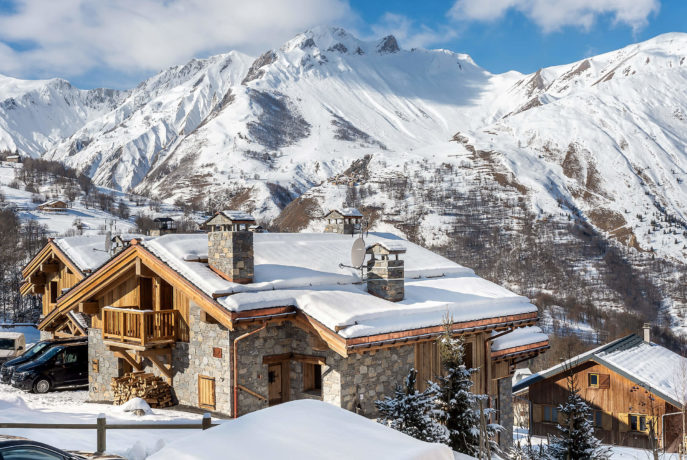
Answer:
top-left (0, 75), bottom-right (123, 157)
top-left (44, 51), bottom-right (253, 190)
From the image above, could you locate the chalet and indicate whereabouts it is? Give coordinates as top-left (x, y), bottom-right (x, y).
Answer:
top-left (324, 208), bottom-right (363, 234)
top-left (513, 327), bottom-right (687, 452)
top-left (37, 200), bottom-right (68, 212)
top-left (5, 155), bottom-right (21, 163)
top-left (22, 210), bottom-right (549, 448)
top-left (149, 217), bottom-right (177, 237)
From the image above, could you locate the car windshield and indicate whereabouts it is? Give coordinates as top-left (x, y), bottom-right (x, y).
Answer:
top-left (0, 338), bottom-right (15, 349)
top-left (22, 341), bottom-right (51, 358)
top-left (34, 346), bottom-right (63, 362)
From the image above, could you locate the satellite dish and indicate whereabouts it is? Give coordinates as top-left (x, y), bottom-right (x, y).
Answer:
top-left (105, 231), bottom-right (113, 254)
top-left (351, 237), bottom-right (366, 267)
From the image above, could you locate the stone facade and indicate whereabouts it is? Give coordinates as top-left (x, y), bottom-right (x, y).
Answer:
top-left (232, 321), bottom-right (415, 417)
top-left (498, 377), bottom-right (514, 450)
top-left (208, 230), bottom-right (254, 283)
top-left (171, 303), bottom-right (232, 413)
top-left (39, 330), bottom-right (54, 341)
top-left (88, 328), bottom-right (120, 401)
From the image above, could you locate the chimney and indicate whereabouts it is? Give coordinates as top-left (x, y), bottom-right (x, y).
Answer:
top-left (205, 210), bottom-right (256, 284)
top-left (324, 208), bottom-right (363, 235)
top-left (366, 242), bottom-right (405, 302)
top-left (643, 323), bottom-right (651, 343)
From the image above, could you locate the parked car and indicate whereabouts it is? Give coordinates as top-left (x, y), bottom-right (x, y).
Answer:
top-left (0, 437), bottom-right (86, 459)
top-left (11, 342), bottom-right (88, 393)
top-left (1, 337), bottom-right (87, 384)
top-left (0, 332), bottom-right (26, 364)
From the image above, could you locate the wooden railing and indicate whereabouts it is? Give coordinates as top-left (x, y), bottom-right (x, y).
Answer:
top-left (103, 308), bottom-right (177, 346)
top-left (0, 413), bottom-right (218, 454)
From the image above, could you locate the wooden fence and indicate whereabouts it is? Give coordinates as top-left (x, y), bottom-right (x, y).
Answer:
top-left (0, 413), bottom-right (218, 454)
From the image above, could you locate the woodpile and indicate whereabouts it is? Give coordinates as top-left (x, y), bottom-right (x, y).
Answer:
top-left (111, 371), bottom-right (173, 408)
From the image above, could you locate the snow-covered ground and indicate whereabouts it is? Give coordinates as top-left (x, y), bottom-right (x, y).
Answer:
top-left (0, 384), bottom-right (225, 459)
top-left (0, 162), bottom-right (199, 237)
top-left (514, 427), bottom-right (680, 460)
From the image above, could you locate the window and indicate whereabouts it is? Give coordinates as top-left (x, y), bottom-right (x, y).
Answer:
top-left (2, 446), bottom-right (65, 459)
top-left (588, 373), bottom-right (599, 387)
top-left (588, 410), bottom-right (603, 427)
top-left (49, 281), bottom-right (58, 304)
top-left (543, 405), bottom-right (559, 423)
top-left (629, 414), bottom-right (647, 432)
top-left (303, 363), bottom-right (322, 393)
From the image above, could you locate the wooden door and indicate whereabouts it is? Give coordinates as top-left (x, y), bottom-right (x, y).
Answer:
top-left (140, 277), bottom-right (153, 309)
top-left (268, 363), bottom-right (283, 406)
top-left (198, 375), bottom-right (216, 410)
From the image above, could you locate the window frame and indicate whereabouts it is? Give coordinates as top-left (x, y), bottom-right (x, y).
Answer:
top-left (302, 362), bottom-right (322, 394)
top-left (629, 414), bottom-right (647, 432)
top-left (588, 373), bottom-right (599, 388)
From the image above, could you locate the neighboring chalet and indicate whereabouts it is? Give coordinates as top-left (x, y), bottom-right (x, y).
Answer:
top-left (324, 208), bottom-right (363, 234)
top-left (22, 210), bottom-right (549, 448)
top-left (5, 154), bottom-right (21, 163)
top-left (37, 200), bottom-right (68, 212)
top-left (513, 328), bottom-right (687, 452)
top-left (149, 217), bottom-right (177, 237)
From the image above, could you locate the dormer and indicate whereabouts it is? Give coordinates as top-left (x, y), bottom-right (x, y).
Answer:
top-left (323, 208), bottom-right (363, 235)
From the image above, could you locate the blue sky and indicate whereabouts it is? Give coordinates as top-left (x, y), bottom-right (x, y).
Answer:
top-left (0, 0), bottom-right (684, 89)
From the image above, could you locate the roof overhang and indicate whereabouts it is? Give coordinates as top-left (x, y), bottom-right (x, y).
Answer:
top-left (22, 240), bottom-right (84, 281)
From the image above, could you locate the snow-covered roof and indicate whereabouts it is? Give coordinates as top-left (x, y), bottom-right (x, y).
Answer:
top-left (147, 399), bottom-right (454, 460)
top-left (513, 334), bottom-right (687, 407)
top-left (367, 241), bottom-right (407, 253)
top-left (142, 232), bottom-right (537, 339)
top-left (217, 210), bottom-right (255, 221)
top-left (326, 208), bottom-right (363, 218)
top-left (54, 234), bottom-right (147, 273)
top-left (512, 368), bottom-right (533, 387)
top-left (491, 326), bottom-right (548, 352)
top-left (39, 200), bottom-right (66, 207)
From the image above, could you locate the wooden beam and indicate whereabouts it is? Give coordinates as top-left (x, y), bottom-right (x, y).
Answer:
top-left (147, 353), bottom-right (172, 381)
top-left (135, 259), bottom-right (156, 278)
top-left (29, 273), bottom-right (45, 285)
top-left (290, 312), bottom-right (348, 358)
top-left (40, 262), bottom-right (59, 273)
top-left (78, 301), bottom-right (99, 315)
top-left (262, 353), bottom-right (292, 364)
top-left (114, 350), bottom-right (143, 371)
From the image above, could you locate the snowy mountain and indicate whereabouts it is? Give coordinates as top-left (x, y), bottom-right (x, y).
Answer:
top-left (0, 75), bottom-right (123, 157)
top-left (2, 27), bottom-right (687, 336)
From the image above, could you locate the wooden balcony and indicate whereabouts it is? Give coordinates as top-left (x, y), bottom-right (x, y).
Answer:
top-left (103, 308), bottom-right (177, 350)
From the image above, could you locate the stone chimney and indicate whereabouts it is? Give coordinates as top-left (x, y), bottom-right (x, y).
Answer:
top-left (324, 208), bottom-right (363, 235)
top-left (366, 242), bottom-right (405, 302)
top-left (205, 210), bottom-right (256, 284)
top-left (643, 323), bottom-right (651, 343)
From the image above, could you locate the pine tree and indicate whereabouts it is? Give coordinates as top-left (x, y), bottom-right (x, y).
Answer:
top-left (375, 368), bottom-right (447, 443)
top-left (435, 320), bottom-right (500, 455)
top-left (547, 374), bottom-right (610, 460)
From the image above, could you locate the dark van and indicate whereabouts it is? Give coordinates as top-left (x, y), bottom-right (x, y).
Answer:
top-left (0, 337), bottom-right (87, 384)
top-left (11, 342), bottom-right (88, 393)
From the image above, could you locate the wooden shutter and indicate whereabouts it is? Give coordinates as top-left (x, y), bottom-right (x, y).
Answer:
top-left (198, 375), bottom-right (216, 410)
top-left (598, 373), bottom-right (610, 389)
top-left (602, 411), bottom-right (613, 431)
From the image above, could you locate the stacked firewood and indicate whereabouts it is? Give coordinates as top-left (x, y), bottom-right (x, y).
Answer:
top-left (111, 371), bottom-right (173, 408)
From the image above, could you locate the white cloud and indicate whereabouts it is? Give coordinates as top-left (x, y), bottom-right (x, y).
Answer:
top-left (369, 13), bottom-right (458, 50)
top-left (0, 0), bottom-right (353, 80)
top-left (448, 0), bottom-right (660, 33)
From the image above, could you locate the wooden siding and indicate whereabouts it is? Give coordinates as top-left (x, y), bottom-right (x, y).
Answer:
top-left (529, 360), bottom-right (680, 450)
top-left (173, 288), bottom-right (190, 342)
top-left (93, 272), bottom-right (139, 329)
top-left (41, 260), bottom-right (81, 316)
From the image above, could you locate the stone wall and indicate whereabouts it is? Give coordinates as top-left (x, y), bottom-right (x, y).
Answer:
top-left (232, 321), bottom-right (415, 417)
top-left (171, 303), bottom-right (232, 413)
top-left (366, 258), bottom-right (404, 302)
top-left (88, 328), bottom-right (119, 401)
top-left (39, 330), bottom-right (54, 341)
top-left (498, 377), bottom-right (514, 450)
